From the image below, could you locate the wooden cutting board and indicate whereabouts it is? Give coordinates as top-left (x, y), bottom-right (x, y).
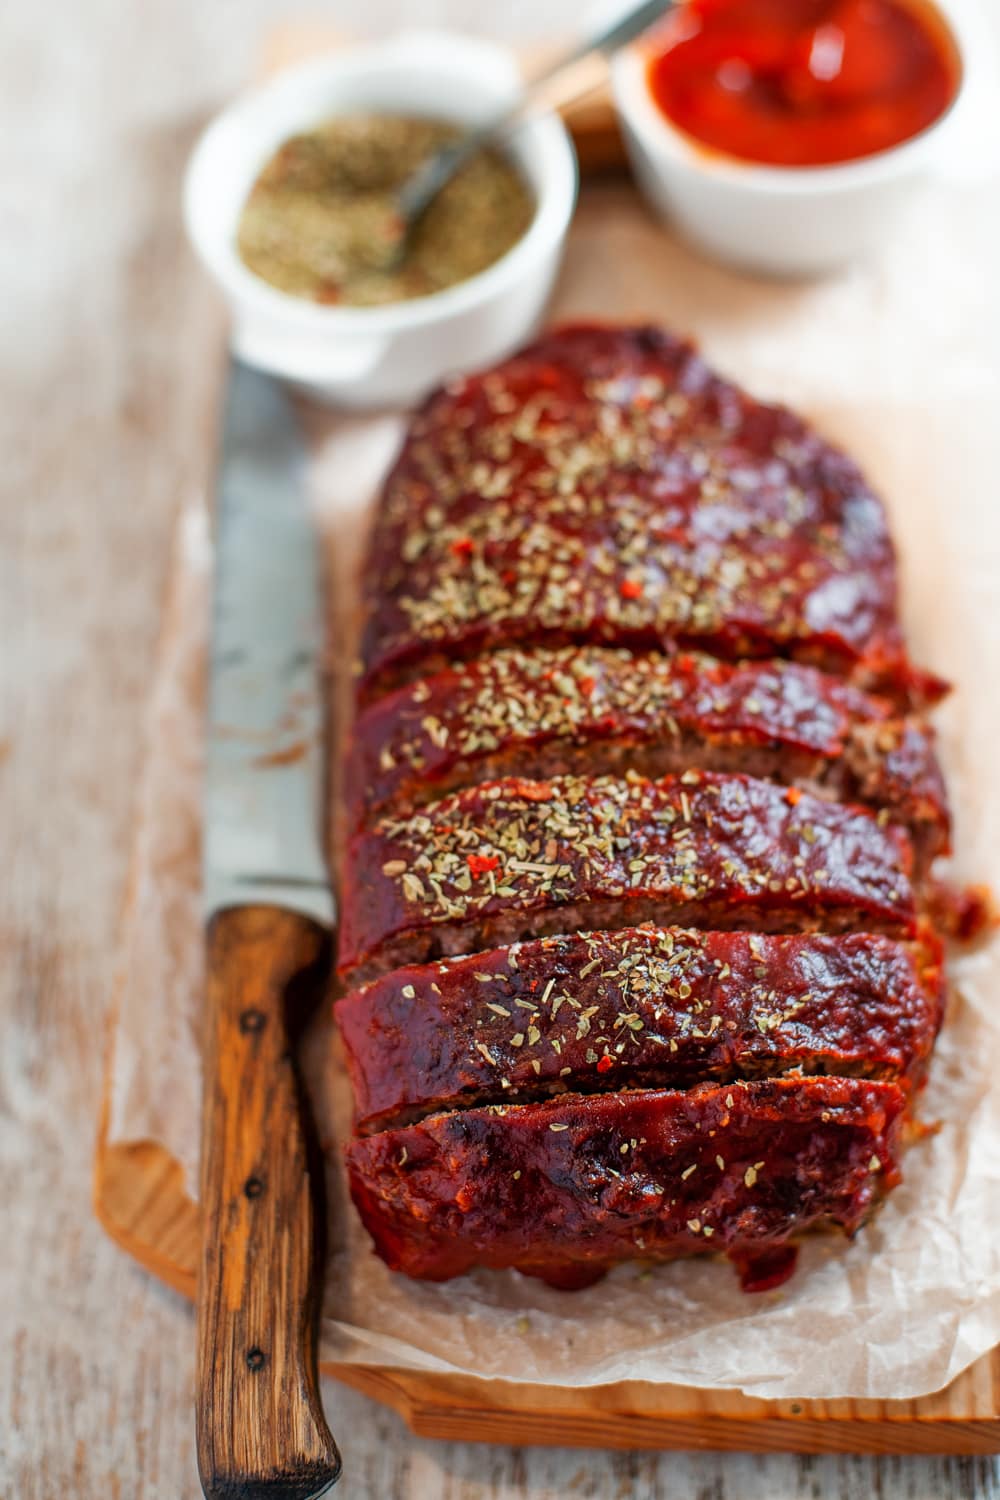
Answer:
top-left (92, 24), bottom-right (1000, 1457)
top-left (93, 1118), bottom-right (1000, 1454)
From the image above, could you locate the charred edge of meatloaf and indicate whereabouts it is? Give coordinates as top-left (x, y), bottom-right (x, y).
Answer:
top-left (344, 1076), bottom-right (906, 1286)
top-left (335, 926), bottom-right (945, 1132)
top-left (336, 770), bottom-right (917, 985)
top-left (343, 648), bottom-right (950, 862)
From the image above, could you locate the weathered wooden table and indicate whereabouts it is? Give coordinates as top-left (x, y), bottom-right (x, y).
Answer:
top-left (3, 1), bottom-right (999, 1495)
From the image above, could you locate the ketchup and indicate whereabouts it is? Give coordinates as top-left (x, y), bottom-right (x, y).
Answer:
top-left (646, 0), bottom-right (960, 167)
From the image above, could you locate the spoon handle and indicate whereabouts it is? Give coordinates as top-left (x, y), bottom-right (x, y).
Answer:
top-left (539, 0), bottom-right (678, 82)
top-left (397, 0), bottom-right (675, 223)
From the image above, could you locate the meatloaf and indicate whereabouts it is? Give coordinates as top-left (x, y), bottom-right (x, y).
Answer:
top-left (336, 926), bottom-right (945, 1132)
top-left (336, 322), bottom-right (957, 1295)
top-left (356, 323), bottom-right (945, 706)
top-left (344, 645), bottom-right (949, 860)
top-left (345, 1077), bottom-right (906, 1288)
top-left (337, 769), bottom-right (917, 985)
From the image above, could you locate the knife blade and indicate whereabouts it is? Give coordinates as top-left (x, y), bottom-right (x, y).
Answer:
top-left (196, 360), bottom-right (342, 1500)
top-left (204, 360), bottom-right (334, 928)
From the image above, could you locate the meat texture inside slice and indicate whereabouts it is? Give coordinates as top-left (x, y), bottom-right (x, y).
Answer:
top-left (344, 645), bottom-right (949, 862)
top-left (336, 926), bottom-right (945, 1132)
top-left (337, 769), bottom-right (917, 984)
top-left (357, 323), bottom-right (943, 705)
top-left (345, 1077), bottom-right (906, 1288)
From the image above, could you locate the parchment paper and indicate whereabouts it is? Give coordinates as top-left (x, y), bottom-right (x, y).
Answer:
top-left (107, 170), bottom-right (1000, 1399)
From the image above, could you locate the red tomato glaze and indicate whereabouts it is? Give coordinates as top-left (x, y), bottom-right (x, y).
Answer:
top-left (646, 0), bottom-right (960, 167)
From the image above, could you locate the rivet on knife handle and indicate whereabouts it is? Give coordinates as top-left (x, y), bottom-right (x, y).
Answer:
top-left (196, 905), bottom-right (341, 1499)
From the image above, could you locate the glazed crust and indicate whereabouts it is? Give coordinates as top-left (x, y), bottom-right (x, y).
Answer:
top-left (335, 322), bottom-right (956, 1293)
top-left (336, 769), bottom-right (917, 985)
top-left (344, 645), bottom-right (949, 860)
top-left (345, 1077), bottom-right (906, 1286)
top-left (357, 324), bottom-right (944, 705)
top-left (336, 926), bottom-right (945, 1132)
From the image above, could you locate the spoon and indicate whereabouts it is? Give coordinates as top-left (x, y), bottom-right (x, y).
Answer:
top-left (380, 0), bottom-right (678, 270)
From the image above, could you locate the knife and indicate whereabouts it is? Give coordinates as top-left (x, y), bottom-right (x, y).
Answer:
top-left (196, 360), bottom-right (342, 1499)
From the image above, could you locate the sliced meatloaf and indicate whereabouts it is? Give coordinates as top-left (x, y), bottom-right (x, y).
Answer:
top-left (345, 1077), bottom-right (906, 1288)
top-left (336, 926), bottom-right (945, 1132)
top-left (357, 323), bottom-right (944, 706)
top-left (344, 645), bottom-right (949, 861)
top-left (336, 770), bottom-right (917, 984)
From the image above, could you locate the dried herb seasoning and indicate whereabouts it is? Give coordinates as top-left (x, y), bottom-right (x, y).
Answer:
top-left (237, 114), bottom-right (535, 307)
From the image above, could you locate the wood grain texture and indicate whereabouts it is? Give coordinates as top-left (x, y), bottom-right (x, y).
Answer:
top-left (5, 0), bottom-right (1000, 1495)
top-left (94, 1123), bottom-right (1000, 1458)
top-left (196, 907), bottom-right (341, 1498)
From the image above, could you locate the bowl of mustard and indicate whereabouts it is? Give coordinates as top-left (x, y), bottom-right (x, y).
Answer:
top-left (184, 32), bottom-right (578, 407)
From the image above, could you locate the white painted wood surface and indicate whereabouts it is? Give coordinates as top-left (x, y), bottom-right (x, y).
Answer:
top-left (2, 0), bottom-right (1000, 1494)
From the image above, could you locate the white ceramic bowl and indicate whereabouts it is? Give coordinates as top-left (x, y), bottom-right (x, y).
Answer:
top-left (184, 33), bottom-right (578, 407)
top-left (611, 3), bottom-right (968, 278)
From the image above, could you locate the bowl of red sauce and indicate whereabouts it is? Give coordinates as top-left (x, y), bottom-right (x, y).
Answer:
top-left (611, 0), bottom-right (965, 276)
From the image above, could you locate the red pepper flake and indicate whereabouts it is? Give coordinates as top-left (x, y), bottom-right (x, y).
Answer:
top-left (578, 676), bottom-right (597, 698)
top-left (511, 779), bottom-right (553, 802)
top-left (620, 578), bottom-right (643, 600)
top-left (596, 1054), bottom-right (614, 1074)
top-left (450, 537), bottom-right (474, 559)
top-left (785, 787), bottom-right (803, 806)
top-left (467, 853), bottom-right (500, 877)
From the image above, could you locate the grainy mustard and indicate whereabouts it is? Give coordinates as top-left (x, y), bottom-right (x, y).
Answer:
top-left (237, 115), bottom-right (535, 307)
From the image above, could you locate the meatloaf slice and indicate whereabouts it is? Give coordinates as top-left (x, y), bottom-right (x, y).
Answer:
top-left (345, 1077), bottom-right (906, 1288)
top-left (336, 770), bottom-right (917, 984)
top-left (358, 323), bottom-right (943, 706)
top-left (344, 645), bottom-right (949, 861)
top-left (336, 926), bottom-right (945, 1132)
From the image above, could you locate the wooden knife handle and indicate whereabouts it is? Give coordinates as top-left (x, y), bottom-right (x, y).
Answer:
top-left (196, 905), bottom-right (342, 1499)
